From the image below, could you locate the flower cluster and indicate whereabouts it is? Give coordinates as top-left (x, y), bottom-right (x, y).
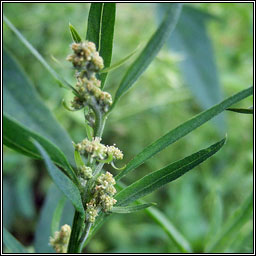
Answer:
top-left (78, 165), bottom-right (93, 187)
top-left (85, 200), bottom-right (98, 223)
top-left (74, 137), bottom-right (123, 162)
top-left (67, 41), bottom-right (103, 75)
top-left (67, 41), bottom-right (112, 113)
top-left (85, 172), bottom-right (117, 223)
top-left (49, 224), bottom-right (71, 253)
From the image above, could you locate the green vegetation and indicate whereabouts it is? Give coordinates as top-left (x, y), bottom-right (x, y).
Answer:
top-left (3, 3), bottom-right (253, 253)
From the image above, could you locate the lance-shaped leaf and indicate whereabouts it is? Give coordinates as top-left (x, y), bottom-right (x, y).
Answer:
top-left (115, 86), bottom-right (253, 181)
top-left (69, 23), bottom-right (82, 43)
top-left (99, 46), bottom-right (139, 73)
top-left (115, 137), bottom-right (226, 206)
top-left (111, 203), bottom-right (156, 214)
top-left (86, 3), bottom-right (116, 88)
top-left (3, 15), bottom-right (77, 94)
top-left (33, 140), bottom-right (84, 216)
top-left (112, 4), bottom-right (182, 108)
top-left (3, 49), bottom-right (75, 167)
top-left (3, 114), bottom-right (77, 183)
top-left (226, 107), bottom-right (253, 114)
top-left (161, 5), bottom-right (225, 131)
top-left (74, 150), bottom-right (85, 170)
top-left (84, 183), bottom-right (192, 253)
top-left (3, 227), bottom-right (27, 253)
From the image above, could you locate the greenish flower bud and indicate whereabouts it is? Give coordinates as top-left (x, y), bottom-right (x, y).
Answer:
top-left (79, 165), bottom-right (93, 180)
top-left (106, 145), bottom-right (123, 160)
top-left (86, 201), bottom-right (98, 223)
top-left (100, 194), bottom-right (117, 212)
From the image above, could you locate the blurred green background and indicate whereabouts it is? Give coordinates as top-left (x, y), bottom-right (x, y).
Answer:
top-left (3, 3), bottom-right (253, 253)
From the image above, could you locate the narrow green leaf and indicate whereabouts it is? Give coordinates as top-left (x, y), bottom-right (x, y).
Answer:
top-left (162, 5), bottom-right (225, 131)
top-left (3, 15), bottom-right (78, 94)
top-left (116, 86), bottom-right (253, 181)
top-left (84, 182), bottom-right (192, 253)
top-left (86, 3), bottom-right (116, 88)
top-left (86, 3), bottom-right (103, 50)
top-left (226, 107), bottom-right (253, 114)
top-left (112, 4), bottom-right (182, 108)
top-left (33, 140), bottom-right (84, 216)
top-left (99, 3), bottom-right (115, 88)
top-left (3, 49), bottom-right (75, 166)
top-left (111, 203), bottom-right (156, 214)
top-left (51, 197), bottom-right (66, 236)
top-left (206, 192), bottom-right (253, 253)
top-left (99, 46), bottom-right (139, 73)
top-left (116, 137), bottom-right (226, 206)
top-left (146, 207), bottom-right (192, 253)
top-left (3, 227), bottom-right (27, 253)
top-left (69, 23), bottom-right (82, 43)
top-left (74, 150), bottom-right (84, 169)
top-left (3, 114), bottom-right (77, 183)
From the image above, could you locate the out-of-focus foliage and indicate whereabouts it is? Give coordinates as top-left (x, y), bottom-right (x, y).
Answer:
top-left (3, 3), bottom-right (253, 253)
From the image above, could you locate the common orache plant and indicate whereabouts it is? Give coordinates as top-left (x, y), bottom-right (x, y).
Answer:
top-left (3, 3), bottom-right (253, 254)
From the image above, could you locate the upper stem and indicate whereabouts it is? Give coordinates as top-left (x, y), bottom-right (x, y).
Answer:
top-left (67, 211), bottom-right (85, 253)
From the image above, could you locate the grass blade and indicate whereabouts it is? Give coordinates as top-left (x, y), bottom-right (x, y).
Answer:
top-left (86, 3), bottom-right (116, 88)
top-left (3, 15), bottom-right (77, 94)
top-left (33, 140), bottom-right (84, 216)
top-left (111, 203), bottom-right (156, 214)
top-left (206, 192), bottom-right (253, 253)
top-left (112, 4), bottom-right (182, 108)
top-left (69, 23), bottom-right (82, 43)
top-left (51, 197), bottom-right (66, 236)
top-left (226, 107), bottom-right (253, 114)
top-left (115, 137), bottom-right (226, 206)
top-left (3, 227), bottom-right (27, 253)
top-left (115, 86), bottom-right (253, 181)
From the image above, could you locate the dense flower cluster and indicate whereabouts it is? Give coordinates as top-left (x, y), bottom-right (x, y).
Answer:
top-left (66, 41), bottom-right (103, 75)
top-left (85, 172), bottom-right (117, 223)
top-left (67, 41), bottom-right (112, 113)
top-left (49, 224), bottom-right (71, 253)
top-left (74, 137), bottom-right (123, 162)
top-left (78, 165), bottom-right (93, 187)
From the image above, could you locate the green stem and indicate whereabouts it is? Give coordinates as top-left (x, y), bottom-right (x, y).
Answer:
top-left (89, 98), bottom-right (108, 138)
top-left (89, 98), bottom-right (103, 137)
top-left (78, 222), bottom-right (92, 253)
top-left (67, 211), bottom-right (85, 253)
top-left (83, 163), bottom-right (104, 204)
top-left (93, 162), bottom-right (104, 176)
top-left (84, 108), bottom-right (94, 140)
